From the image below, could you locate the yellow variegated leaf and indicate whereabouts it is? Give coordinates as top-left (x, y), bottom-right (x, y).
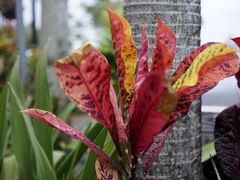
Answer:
top-left (120, 16), bottom-right (137, 106)
top-left (173, 44), bottom-right (239, 91)
top-left (108, 9), bottom-right (137, 111)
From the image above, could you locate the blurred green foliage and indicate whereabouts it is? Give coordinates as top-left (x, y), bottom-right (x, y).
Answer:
top-left (0, 25), bottom-right (17, 90)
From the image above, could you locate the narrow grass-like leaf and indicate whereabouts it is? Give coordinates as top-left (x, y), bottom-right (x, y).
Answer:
top-left (56, 123), bottom-right (103, 179)
top-left (8, 61), bottom-right (34, 180)
top-left (210, 155), bottom-right (222, 180)
top-left (64, 122), bottom-right (92, 180)
top-left (0, 155), bottom-right (19, 180)
top-left (0, 87), bottom-right (9, 172)
top-left (34, 41), bottom-right (53, 162)
top-left (78, 128), bottom-right (108, 180)
top-left (8, 82), bottom-right (56, 180)
top-left (22, 109), bottom-right (118, 170)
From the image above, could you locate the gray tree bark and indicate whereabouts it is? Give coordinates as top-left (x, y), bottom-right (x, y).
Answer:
top-left (40, 0), bottom-right (69, 61)
top-left (124, 0), bottom-right (201, 179)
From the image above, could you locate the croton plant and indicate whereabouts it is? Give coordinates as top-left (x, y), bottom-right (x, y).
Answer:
top-left (213, 37), bottom-right (240, 179)
top-left (22, 9), bottom-right (240, 179)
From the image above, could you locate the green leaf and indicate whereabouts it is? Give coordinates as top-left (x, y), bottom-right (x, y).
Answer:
top-left (201, 141), bottom-right (216, 162)
top-left (0, 87), bottom-right (9, 172)
top-left (65, 122), bottom-right (92, 180)
top-left (34, 41), bottom-right (53, 163)
top-left (78, 127), bottom-right (108, 180)
top-left (0, 155), bottom-right (19, 180)
top-left (8, 61), bottom-right (34, 180)
top-left (56, 123), bottom-right (103, 179)
top-left (8, 80), bottom-right (56, 179)
top-left (53, 102), bottom-right (75, 142)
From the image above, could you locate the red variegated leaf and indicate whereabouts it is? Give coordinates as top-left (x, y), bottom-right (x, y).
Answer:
top-left (214, 105), bottom-right (240, 179)
top-left (235, 70), bottom-right (240, 88)
top-left (55, 44), bottom-right (121, 153)
top-left (22, 109), bottom-right (118, 170)
top-left (109, 85), bottom-right (128, 148)
top-left (142, 123), bottom-right (175, 175)
top-left (171, 52), bottom-right (239, 121)
top-left (128, 73), bottom-right (165, 154)
top-left (108, 9), bottom-right (137, 113)
top-left (135, 27), bottom-right (149, 89)
top-left (232, 37), bottom-right (240, 47)
top-left (232, 38), bottom-right (240, 88)
top-left (156, 16), bottom-right (176, 73)
top-left (128, 26), bottom-right (175, 154)
top-left (171, 43), bottom-right (214, 83)
top-left (150, 37), bottom-right (172, 75)
top-left (95, 158), bottom-right (119, 180)
top-left (172, 44), bottom-right (238, 91)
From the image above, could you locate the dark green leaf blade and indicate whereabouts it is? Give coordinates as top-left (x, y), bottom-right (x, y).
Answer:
top-left (34, 41), bottom-right (53, 162)
top-left (55, 123), bottom-right (103, 179)
top-left (8, 80), bottom-right (56, 180)
top-left (0, 87), bottom-right (9, 172)
top-left (78, 128), bottom-right (108, 180)
top-left (8, 61), bottom-right (34, 180)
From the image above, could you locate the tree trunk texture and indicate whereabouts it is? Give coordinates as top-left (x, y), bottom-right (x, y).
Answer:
top-left (124, 0), bottom-right (201, 179)
top-left (40, 0), bottom-right (70, 102)
top-left (40, 0), bottom-right (69, 61)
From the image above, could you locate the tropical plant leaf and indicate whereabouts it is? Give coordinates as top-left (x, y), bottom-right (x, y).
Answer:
top-left (232, 37), bottom-right (240, 47)
top-left (172, 43), bottom-right (238, 91)
top-left (95, 159), bottom-right (119, 180)
top-left (53, 101), bottom-right (75, 142)
top-left (108, 9), bottom-right (137, 112)
top-left (22, 109), bottom-right (118, 170)
top-left (235, 69), bottom-right (240, 88)
top-left (55, 44), bottom-right (121, 153)
top-left (142, 123), bottom-right (175, 175)
top-left (109, 85), bottom-right (128, 148)
top-left (56, 123), bottom-right (104, 179)
top-left (233, 37), bottom-right (240, 88)
top-left (8, 82), bottom-right (56, 180)
top-left (150, 36), bottom-right (172, 75)
top-left (79, 128), bottom-right (108, 180)
top-left (171, 43), bottom-right (214, 83)
top-left (171, 44), bottom-right (239, 121)
top-left (128, 23), bottom-right (176, 154)
top-left (128, 73), bottom-right (165, 154)
top-left (156, 16), bottom-right (176, 73)
top-left (34, 41), bottom-right (53, 163)
top-left (214, 105), bottom-right (240, 179)
top-left (135, 27), bottom-right (149, 90)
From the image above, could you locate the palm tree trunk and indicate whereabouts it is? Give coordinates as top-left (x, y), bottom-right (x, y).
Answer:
top-left (124, 0), bottom-right (201, 179)
top-left (40, 0), bottom-right (69, 61)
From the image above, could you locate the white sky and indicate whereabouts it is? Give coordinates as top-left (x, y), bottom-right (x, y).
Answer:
top-left (201, 0), bottom-right (240, 109)
top-left (22, 0), bottom-right (240, 109)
